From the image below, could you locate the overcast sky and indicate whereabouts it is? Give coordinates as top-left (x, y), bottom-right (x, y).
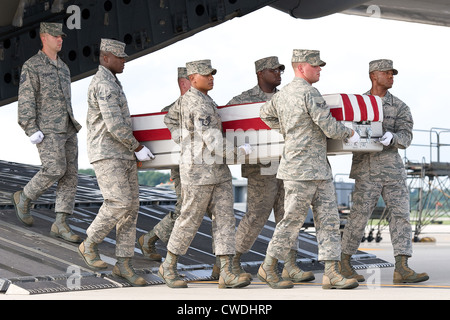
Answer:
top-left (1, 6), bottom-right (450, 180)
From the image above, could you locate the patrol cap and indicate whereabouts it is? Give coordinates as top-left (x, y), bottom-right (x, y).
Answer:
top-left (178, 67), bottom-right (188, 79)
top-left (255, 56), bottom-right (285, 73)
top-left (369, 59), bottom-right (398, 75)
top-left (100, 38), bottom-right (128, 58)
top-left (186, 59), bottom-right (217, 76)
top-left (291, 49), bottom-right (326, 67)
top-left (40, 22), bottom-right (66, 37)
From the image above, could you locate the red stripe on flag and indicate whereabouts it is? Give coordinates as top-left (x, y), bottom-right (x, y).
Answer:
top-left (133, 128), bottom-right (172, 142)
top-left (368, 95), bottom-right (380, 122)
top-left (355, 94), bottom-right (368, 121)
top-left (330, 108), bottom-right (344, 121)
top-left (222, 118), bottom-right (271, 131)
top-left (340, 94), bottom-right (354, 121)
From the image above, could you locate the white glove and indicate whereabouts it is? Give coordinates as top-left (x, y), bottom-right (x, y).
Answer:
top-left (379, 132), bottom-right (393, 146)
top-left (238, 143), bottom-right (253, 155)
top-left (30, 131), bottom-right (44, 144)
top-left (347, 131), bottom-right (360, 144)
top-left (135, 146), bottom-right (155, 161)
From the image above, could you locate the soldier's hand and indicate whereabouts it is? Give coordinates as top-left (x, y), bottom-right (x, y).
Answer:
top-left (379, 132), bottom-right (393, 146)
top-left (135, 145), bottom-right (155, 161)
top-left (347, 131), bottom-right (360, 144)
top-left (30, 131), bottom-right (44, 144)
top-left (238, 143), bottom-right (253, 155)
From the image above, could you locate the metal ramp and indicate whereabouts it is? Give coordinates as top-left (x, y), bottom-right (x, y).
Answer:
top-left (0, 160), bottom-right (392, 295)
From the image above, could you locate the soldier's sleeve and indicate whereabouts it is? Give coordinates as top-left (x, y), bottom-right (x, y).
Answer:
top-left (96, 82), bottom-right (140, 152)
top-left (17, 63), bottom-right (40, 136)
top-left (391, 100), bottom-right (413, 149)
top-left (307, 89), bottom-right (353, 140)
top-left (260, 99), bottom-right (280, 129)
top-left (164, 97), bottom-right (182, 144)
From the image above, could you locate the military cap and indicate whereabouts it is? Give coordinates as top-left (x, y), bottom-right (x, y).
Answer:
top-left (369, 59), bottom-right (398, 75)
top-left (100, 38), bottom-right (128, 58)
top-left (40, 22), bottom-right (66, 37)
top-left (186, 59), bottom-right (217, 76)
top-left (291, 49), bottom-right (326, 67)
top-left (255, 56), bottom-right (285, 73)
top-left (178, 67), bottom-right (188, 79)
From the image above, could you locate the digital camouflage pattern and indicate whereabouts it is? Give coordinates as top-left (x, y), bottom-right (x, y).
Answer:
top-left (18, 50), bottom-right (81, 136)
top-left (260, 77), bottom-right (353, 181)
top-left (100, 38), bottom-right (128, 58)
top-left (166, 76), bottom-right (236, 256)
top-left (254, 56), bottom-right (285, 73)
top-left (40, 22), bottom-right (66, 37)
top-left (167, 181), bottom-right (236, 256)
top-left (86, 51), bottom-right (140, 257)
top-left (176, 86), bottom-right (232, 185)
top-left (342, 89), bottom-right (414, 257)
top-left (369, 59), bottom-right (398, 75)
top-left (87, 159), bottom-right (139, 257)
top-left (267, 180), bottom-right (342, 261)
top-left (350, 91), bottom-right (413, 181)
top-left (226, 71), bottom-right (287, 254)
top-left (291, 49), bottom-right (326, 66)
top-left (186, 59), bottom-right (216, 76)
top-left (86, 65), bottom-right (140, 163)
top-left (260, 70), bottom-right (352, 262)
top-left (18, 49), bottom-right (80, 214)
top-left (227, 85), bottom-right (275, 106)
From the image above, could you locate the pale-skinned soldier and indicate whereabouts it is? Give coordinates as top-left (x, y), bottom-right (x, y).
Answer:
top-left (259, 49), bottom-right (360, 289)
top-left (12, 22), bottom-right (82, 243)
top-left (340, 59), bottom-right (429, 284)
top-left (226, 56), bottom-right (314, 283)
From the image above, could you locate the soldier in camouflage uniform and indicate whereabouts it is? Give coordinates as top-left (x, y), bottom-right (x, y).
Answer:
top-left (258, 49), bottom-right (360, 289)
top-left (137, 67), bottom-right (190, 261)
top-left (78, 39), bottom-right (154, 287)
top-left (226, 56), bottom-right (314, 283)
top-left (12, 22), bottom-right (82, 243)
top-left (159, 59), bottom-right (251, 289)
top-left (340, 59), bottom-right (429, 284)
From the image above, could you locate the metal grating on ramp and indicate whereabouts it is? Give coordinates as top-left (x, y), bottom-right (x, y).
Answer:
top-left (0, 160), bottom-right (393, 295)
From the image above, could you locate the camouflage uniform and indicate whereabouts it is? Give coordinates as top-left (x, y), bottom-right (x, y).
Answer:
top-left (226, 56), bottom-right (287, 254)
top-left (152, 68), bottom-right (188, 243)
top-left (18, 23), bottom-right (81, 215)
top-left (260, 50), bottom-right (353, 262)
top-left (342, 61), bottom-right (414, 257)
top-left (86, 40), bottom-right (140, 258)
top-left (166, 60), bottom-right (236, 256)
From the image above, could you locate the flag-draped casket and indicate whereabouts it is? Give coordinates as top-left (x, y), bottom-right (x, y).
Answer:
top-left (131, 94), bottom-right (384, 169)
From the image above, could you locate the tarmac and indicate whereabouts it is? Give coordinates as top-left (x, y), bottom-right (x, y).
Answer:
top-left (1, 224), bottom-right (449, 303)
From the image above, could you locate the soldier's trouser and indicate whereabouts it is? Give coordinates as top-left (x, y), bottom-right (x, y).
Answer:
top-left (167, 180), bottom-right (235, 256)
top-left (267, 179), bottom-right (341, 261)
top-left (153, 166), bottom-right (181, 243)
top-left (235, 173), bottom-right (290, 253)
top-left (341, 179), bottom-right (412, 257)
top-left (24, 126), bottom-right (78, 214)
top-left (87, 159), bottom-right (139, 257)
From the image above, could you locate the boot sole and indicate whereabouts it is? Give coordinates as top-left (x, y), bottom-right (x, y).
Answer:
top-left (157, 270), bottom-right (188, 288)
top-left (322, 281), bottom-right (359, 290)
top-left (218, 279), bottom-right (251, 289)
top-left (112, 270), bottom-right (147, 287)
top-left (50, 231), bottom-right (82, 244)
top-left (257, 273), bottom-right (294, 289)
top-left (393, 275), bottom-right (430, 284)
